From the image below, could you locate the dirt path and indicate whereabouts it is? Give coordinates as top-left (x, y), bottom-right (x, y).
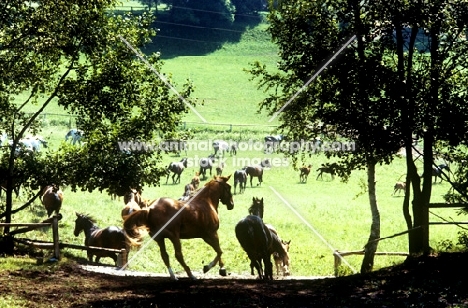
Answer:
top-left (1, 253), bottom-right (468, 307)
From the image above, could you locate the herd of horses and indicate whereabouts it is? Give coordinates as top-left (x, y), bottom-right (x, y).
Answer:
top-left (2, 130), bottom-right (455, 281)
top-left (71, 174), bottom-right (290, 281)
top-left (71, 174), bottom-right (292, 281)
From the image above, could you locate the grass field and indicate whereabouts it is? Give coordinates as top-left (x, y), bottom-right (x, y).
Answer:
top-left (2, 1), bottom-right (465, 280)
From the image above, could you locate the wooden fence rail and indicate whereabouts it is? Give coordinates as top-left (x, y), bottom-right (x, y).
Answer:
top-left (333, 250), bottom-right (409, 277)
top-left (1, 215), bottom-right (127, 267)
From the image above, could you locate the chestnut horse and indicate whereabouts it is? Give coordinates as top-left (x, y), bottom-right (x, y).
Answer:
top-left (74, 212), bottom-right (129, 266)
top-left (123, 175), bottom-right (234, 280)
top-left (299, 164), bottom-right (312, 183)
top-left (40, 184), bottom-right (64, 217)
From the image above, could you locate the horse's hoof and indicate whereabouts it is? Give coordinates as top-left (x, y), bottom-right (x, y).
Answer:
top-left (219, 268), bottom-right (227, 276)
top-left (203, 265), bottom-right (210, 273)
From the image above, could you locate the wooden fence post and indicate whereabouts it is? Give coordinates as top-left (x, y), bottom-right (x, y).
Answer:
top-left (117, 248), bottom-right (127, 268)
top-left (52, 215), bottom-right (60, 260)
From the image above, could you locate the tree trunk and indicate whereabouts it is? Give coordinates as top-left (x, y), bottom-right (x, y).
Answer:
top-left (361, 160), bottom-right (380, 274)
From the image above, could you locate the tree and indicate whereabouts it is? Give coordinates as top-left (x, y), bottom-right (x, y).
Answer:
top-left (231, 0), bottom-right (266, 15)
top-left (0, 0), bottom-right (194, 234)
top-left (250, 0), bottom-right (468, 270)
top-left (167, 0), bottom-right (235, 27)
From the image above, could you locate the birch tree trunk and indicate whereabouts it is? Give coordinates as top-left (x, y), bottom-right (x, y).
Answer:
top-left (361, 160), bottom-right (380, 274)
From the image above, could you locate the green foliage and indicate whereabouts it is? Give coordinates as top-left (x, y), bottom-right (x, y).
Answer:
top-left (0, 0), bottom-right (193, 224)
top-left (168, 0), bottom-right (235, 27)
top-left (248, 0), bottom-right (468, 255)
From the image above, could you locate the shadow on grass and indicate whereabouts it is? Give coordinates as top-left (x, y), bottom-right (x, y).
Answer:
top-left (144, 12), bottom-right (266, 59)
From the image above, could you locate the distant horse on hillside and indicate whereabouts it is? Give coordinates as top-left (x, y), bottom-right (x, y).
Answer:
top-left (213, 140), bottom-right (229, 156)
top-left (199, 154), bottom-right (216, 180)
top-left (166, 158), bottom-right (188, 184)
top-left (233, 169), bottom-right (247, 194)
top-left (316, 163), bottom-right (338, 180)
top-left (243, 160), bottom-right (269, 187)
top-left (65, 129), bottom-right (84, 145)
top-left (264, 135), bottom-right (284, 153)
top-left (299, 164), bottom-right (312, 183)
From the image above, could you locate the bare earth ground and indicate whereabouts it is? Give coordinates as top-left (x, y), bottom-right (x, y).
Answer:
top-left (1, 252), bottom-right (468, 307)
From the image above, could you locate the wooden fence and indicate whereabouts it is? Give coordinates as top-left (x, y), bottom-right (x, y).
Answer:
top-left (0, 215), bottom-right (127, 267)
top-left (333, 202), bottom-right (468, 276)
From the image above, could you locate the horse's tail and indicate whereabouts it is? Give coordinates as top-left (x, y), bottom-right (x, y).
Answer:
top-left (123, 208), bottom-right (150, 247)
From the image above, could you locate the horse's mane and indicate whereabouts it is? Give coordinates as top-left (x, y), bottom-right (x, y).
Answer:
top-left (77, 212), bottom-right (97, 224)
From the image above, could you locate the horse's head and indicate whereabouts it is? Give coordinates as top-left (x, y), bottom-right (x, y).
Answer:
top-left (73, 212), bottom-right (85, 236)
top-left (181, 157), bottom-right (188, 168)
top-left (248, 197), bottom-right (264, 219)
top-left (74, 212), bottom-right (95, 237)
top-left (214, 175), bottom-right (234, 210)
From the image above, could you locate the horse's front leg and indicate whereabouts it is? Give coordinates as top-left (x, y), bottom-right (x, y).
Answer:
top-left (156, 238), bottom-right (178, 280)
top-left (169, 237), bottom-right (196, 280)
top-left (202, 233), bottom-right (227, 276)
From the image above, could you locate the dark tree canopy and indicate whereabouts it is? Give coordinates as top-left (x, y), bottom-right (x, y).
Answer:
top-left (0, 0), bottom-right (194, 227)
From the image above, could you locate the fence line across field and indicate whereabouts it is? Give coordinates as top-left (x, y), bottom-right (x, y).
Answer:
top-left (25, 112), bottom-right (280, 132)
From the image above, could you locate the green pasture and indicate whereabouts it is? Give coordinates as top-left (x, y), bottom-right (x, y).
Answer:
top-left (4, 127), bottom-right (461, 278)
top-left (2, 2), bottom-right (465, 279)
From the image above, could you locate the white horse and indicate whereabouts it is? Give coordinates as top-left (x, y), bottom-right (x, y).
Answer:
top-left (6, 135), bottom-right (47, 154)
top-left (19, 136), bottom-right (48, 152)
top-left (213, 140), bottom-right (229, 156)
top-left (0, 133), bottom-right (8, 146)
top-left (65, 129), bottom-right (84, 145)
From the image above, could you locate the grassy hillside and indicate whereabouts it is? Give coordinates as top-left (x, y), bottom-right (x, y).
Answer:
top-left (3, 1), bottom-right (465, 281)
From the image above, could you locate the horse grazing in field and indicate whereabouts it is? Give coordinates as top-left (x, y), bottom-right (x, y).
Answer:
top-left (264, 135), bottom-right (284, 153)
top-left (299, 164), bottom-right (312, 183)
top-left (166, 158), bottom-right (188, 184)
top-left (230, 142), bottom-right (238, 156)
top-left (316, 163), bottom-right (338, 180)
top-left (233, 169), bottom-right (247, 194)
top-left (393, 182), bottom-right (406, 196)
top-left (40, 184), bottom-right (63, 217)
top-left (432, 164), bottom-right (450, 183)
top-left (16, 135), bottom-right (48, 153)
top-left (213, 140), bottom-right (229, 156)
top-left (74, 212), bottom-right (129, 266)
top-left (123, 175), bottom-right (234, 280)
top-left (65, 129), bottom-right (84, 145)
top-left (199, 154), bottom-right (216, 180)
